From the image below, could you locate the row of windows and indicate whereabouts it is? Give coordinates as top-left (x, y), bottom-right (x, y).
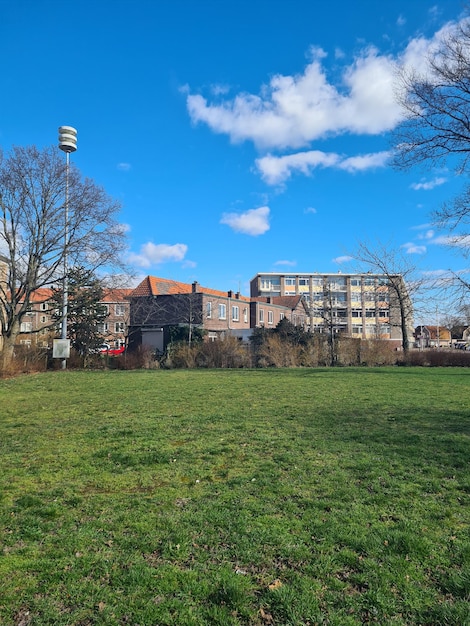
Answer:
top-left (26, 303), bottom-right (127, 316)
top-left (351, 324), bottom-right (391, 334)
top-left (206, 303), bottom-right (249, 323)
top-left (274, 276), bottom-right (389, 288)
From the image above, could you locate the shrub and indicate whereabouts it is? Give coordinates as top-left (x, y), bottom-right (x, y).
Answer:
top-left (406, 349), bottom-right (470, 367)
top-left (196, 336), bottom-right (251, 368)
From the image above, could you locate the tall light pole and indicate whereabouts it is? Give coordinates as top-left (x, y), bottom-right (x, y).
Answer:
top-left (58, 126), bottom-right (77, 369)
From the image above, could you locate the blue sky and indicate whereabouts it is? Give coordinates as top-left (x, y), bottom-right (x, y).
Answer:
top-left (0, 0), bottom-right (468, 302)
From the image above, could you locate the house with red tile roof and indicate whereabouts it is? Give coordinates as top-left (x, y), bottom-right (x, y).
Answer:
top-left (128, 276), bottom-right (310, 353)
top-left (128, 276), bottom-right (252, 353)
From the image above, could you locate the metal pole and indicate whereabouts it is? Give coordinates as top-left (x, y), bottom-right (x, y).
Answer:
top-left (58, 126), bottom-right (77, 369)
top-left (61, 151), bottom-right (69, 369)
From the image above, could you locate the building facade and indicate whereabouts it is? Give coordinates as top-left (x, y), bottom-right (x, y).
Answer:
top-left (128, 276), bottom-right (252, 352)
top-left (250, 272), bottom-right (412, 345)
top-left (13, 288), bottom-right (130, 349)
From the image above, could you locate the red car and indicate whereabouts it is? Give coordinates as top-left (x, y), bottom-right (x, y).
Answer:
top-left (99, 345), bottom-right (125, 356)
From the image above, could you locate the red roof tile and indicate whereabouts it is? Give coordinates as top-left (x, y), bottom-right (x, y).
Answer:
top-left (130, 276), bottom-right (250, 301)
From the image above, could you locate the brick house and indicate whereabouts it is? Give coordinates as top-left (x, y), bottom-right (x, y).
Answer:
top-left (12, 288), bottom-right (131, 350)
top-left (98, 289), bottom-right (132, 348)
top-left (128, 276), bottom-right (252, 353)
top-left (250, 295), bottom-right (309, 330)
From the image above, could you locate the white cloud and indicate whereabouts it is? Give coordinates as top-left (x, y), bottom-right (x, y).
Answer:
top-left (397, 14), bottom-right (406, 26)
top-left (333, 255), bottom-right (353, 264)
top-left (186, 19), bottom-right (468, 153)
top-left (338, 151), bottom-right (390, 173)
top-left (274, 259), bottom-right (297, 267)
top-left (220, 206), bottom-right (270, 236)
top-left (410, 177), bottom-right (447, 190)
top-left (304, 207), bottom-right (317, 214)
top-left (417, 229), bottom-right (435, 240)
top-left (211, 83), bottom-right (230, 96)
top-left (117, 162), bottom-right (131, 171)
top-left (256, 150), bottom-right (389, 185)
top-left (186, 48), bottom-right (401, 150)
top-left (128, 242), bottom-right (188, 268)
top-left (402, 242), bottom-right (427, 254)
top-left (432, 234), bottom-right (470, 248)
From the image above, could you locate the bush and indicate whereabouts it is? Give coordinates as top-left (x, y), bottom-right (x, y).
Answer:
top-left (406, 349), bottom-right (470, 367)
top-left (256, 334), bottom-right (302, 367)
top-left (196, 336), bottom-right (251, 368)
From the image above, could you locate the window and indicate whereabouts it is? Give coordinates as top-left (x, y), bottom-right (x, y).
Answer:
top-left (101, 304), bottom-right (109, 314)
top-left (115, 304), bottom-right (125, 316)
top-left (40, 302), bottom-right (48, 311)
top-left (280, 313), bottom-right (285, 320)
top-left (218, 304), bottom-right (226, 320)
top-left (260, 277), bottom-right (280, 291)
top-left (259, 309), bottom-right (264, 323)
top-left (41, 315), bottom-right (47, 323)
top-left (299, 277), bottom-right (309, 286)
top-left (365, 310), bottom-right (376, 318)
top-left (351, 309), bottom-right (362, 318)
top-left (311, 277), bottom-right (323, 286)
top-left (363, 277), bottom-right (375, 286)
top-left (98, 322), bottom-right (108, 333)
top-left (268, 310), bottom-right (273, 324)
top-left (379, 309), bottom-right (389, 318)
top-left (206, 302), bottom-right (212, 318)
top-left (379, 324), bottom-right (391, 334)
top-left (365, 324), bottom-right (377, 335)
top-left (243, 307), bottom-right (248, 323)
top-left (115, 322), bottom-right (125, 333)
top-left (352, 324), bottom-right (363, 334)
top-left (350, 278), bottom-right (361, 286)
top-left (351, 293), bottom-right (362, 303)
top-left (284, 277), bottom-right (296, 286)
top-left (20, 322), bottom-right (32, 332)
top-left (232, 305), bottom-right (239, 321)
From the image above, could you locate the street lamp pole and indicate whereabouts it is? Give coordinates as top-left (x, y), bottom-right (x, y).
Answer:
top-left (58, 126), bottom-right (77, 369)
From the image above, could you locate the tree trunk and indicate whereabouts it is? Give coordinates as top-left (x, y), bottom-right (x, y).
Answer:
top-left (0, 331), bottom-right (19, 371)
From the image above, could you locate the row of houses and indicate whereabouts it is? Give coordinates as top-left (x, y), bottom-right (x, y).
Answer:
top-left (9, 272), bottom-right (416, 353)
top-left (8, 268), bottom-right (470, 353)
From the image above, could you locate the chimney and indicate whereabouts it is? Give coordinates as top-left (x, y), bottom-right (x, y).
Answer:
top-left (228, 290), bottom-right (233, 298)
top-left (192, 281), bottom-right (199, 293)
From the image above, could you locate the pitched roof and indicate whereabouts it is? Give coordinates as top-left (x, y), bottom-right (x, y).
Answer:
top-left (28, 288), bottom-right (53, 302)
top-left (102, 288), bottom-right (133, 302)
top-left (416, 325), bottom-right (451, 340)
top-left (130, 275), bottom-right (250, 301)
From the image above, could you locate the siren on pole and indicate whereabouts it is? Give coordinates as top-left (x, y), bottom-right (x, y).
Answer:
top-left (58, 126), bottom-right (77, 153)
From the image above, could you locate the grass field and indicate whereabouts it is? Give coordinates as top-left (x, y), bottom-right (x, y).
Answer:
top-left (0, 367), bottom-right (469, 625)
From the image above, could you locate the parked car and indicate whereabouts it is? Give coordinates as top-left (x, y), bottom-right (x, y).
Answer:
top-left (99, 344), bottom-right (125, 356)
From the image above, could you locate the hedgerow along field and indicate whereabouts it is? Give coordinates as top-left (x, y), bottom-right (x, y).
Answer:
top-left (0, 368), bottom-right (469, 626)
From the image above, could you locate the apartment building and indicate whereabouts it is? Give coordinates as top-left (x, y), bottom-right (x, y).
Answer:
top-left (13, 288), bottom-right (131, 349)
top-left (250, 272), bottom-right (412, 345)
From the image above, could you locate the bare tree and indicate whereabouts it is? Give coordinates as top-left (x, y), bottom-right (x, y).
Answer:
top-left (393, 17), bottom-right (470, 249)
top-left (0, 145), bottom-right (127, 367)
top-left (351, 242), bottom-right (418, 352)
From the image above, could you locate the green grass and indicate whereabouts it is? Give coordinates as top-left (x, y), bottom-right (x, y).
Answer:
top-left (0, 367), bottom-right (469, 625)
